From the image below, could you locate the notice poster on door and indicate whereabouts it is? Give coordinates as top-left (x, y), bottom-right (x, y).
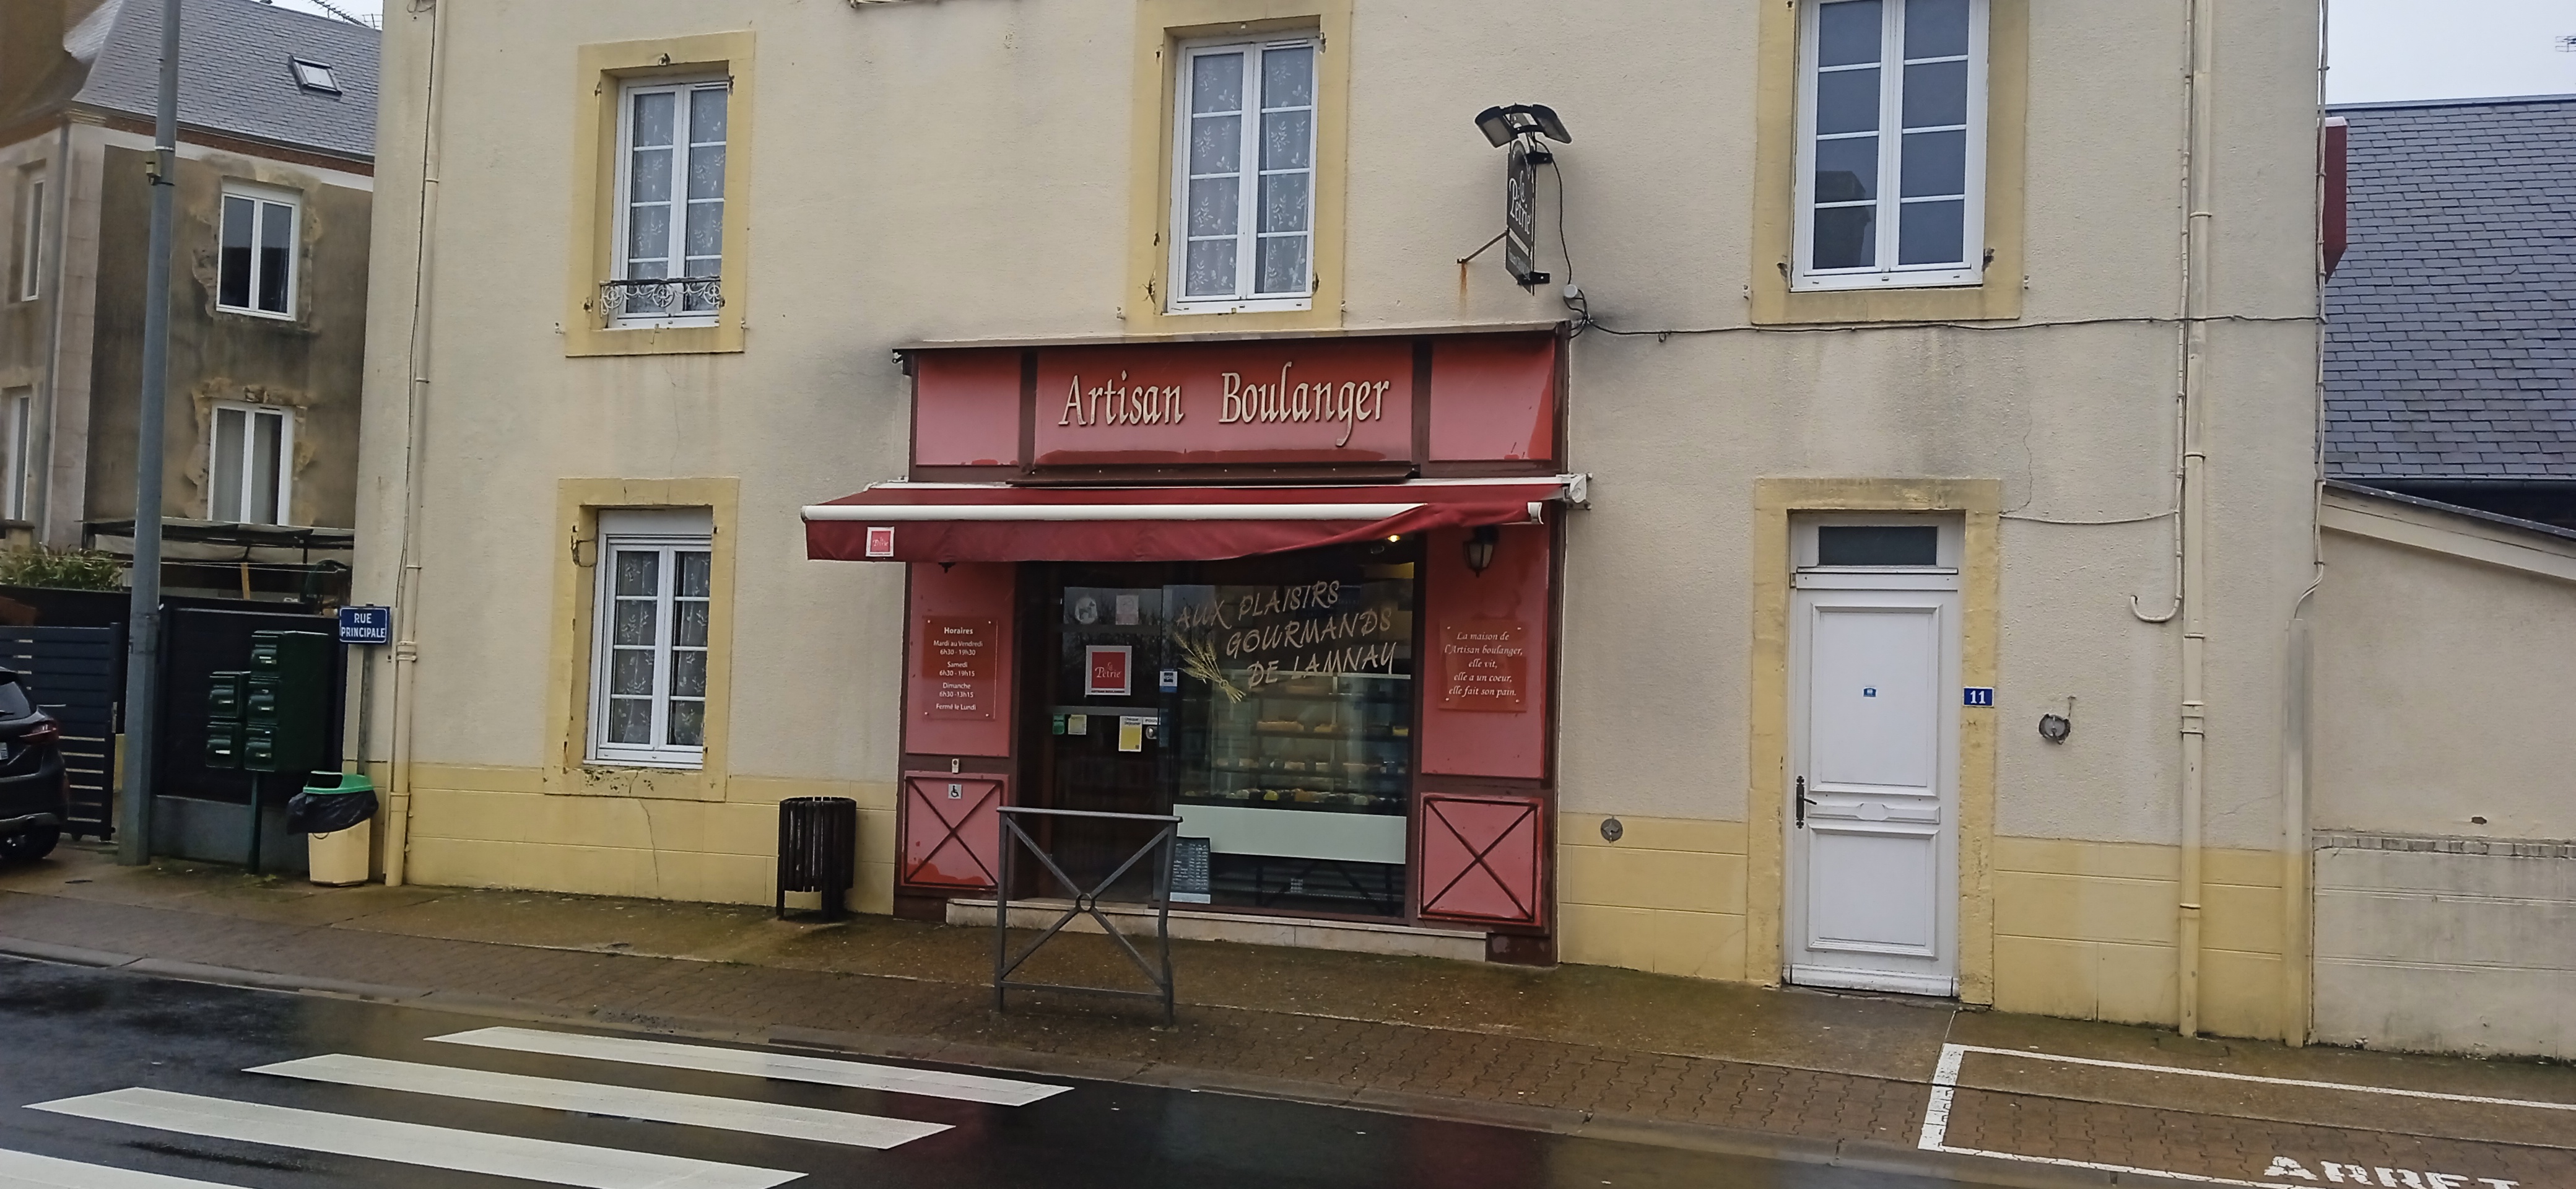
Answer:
top-left (1439, 620), bottom-right (1528, 712)
top-left (1086, 644), bottom-right (1133, 697)
top-left (921, 617), bottom-right (995, 720)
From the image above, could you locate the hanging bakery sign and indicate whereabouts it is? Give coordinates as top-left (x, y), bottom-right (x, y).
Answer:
top-left (1031, 340), bottom-right (1414, 465)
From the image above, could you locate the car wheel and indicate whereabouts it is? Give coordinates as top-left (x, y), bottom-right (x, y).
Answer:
top-left (0, 827), bottom-right (58, 863)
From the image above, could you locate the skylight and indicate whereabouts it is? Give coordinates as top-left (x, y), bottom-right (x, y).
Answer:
top-left (290, 59), bottom-right (341, 94)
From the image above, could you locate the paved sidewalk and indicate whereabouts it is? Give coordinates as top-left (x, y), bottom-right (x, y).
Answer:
top-left (1, 843), bottom-right (2569, 1188)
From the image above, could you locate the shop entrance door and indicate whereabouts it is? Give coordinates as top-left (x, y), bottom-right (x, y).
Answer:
top-left (1785, 520), bottom-right (1960, 996)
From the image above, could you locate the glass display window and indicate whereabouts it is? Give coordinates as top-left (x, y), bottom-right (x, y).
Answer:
top-left (1032, 539), bottom-right (1418, 918)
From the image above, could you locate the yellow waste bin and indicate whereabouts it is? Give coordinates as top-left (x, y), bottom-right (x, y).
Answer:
top-left (297, 772), bottom-right (376, 887)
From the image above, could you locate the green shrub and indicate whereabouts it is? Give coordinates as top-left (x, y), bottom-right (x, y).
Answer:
top-left (0, 546), bottom-right (126, 591)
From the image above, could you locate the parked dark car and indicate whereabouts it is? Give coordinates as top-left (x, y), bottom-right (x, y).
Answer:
top-left (0, 669), bottom-right (67, 863)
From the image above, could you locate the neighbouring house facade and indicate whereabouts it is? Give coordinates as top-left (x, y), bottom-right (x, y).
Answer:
top-left (2308, 95), bottom-right (2576, 1060)
top-left (0, 0), bottom-right (376, 601)
top-left (357, 0), bottom-right (2336, 1043)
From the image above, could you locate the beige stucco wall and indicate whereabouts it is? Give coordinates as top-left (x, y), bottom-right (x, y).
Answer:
top-left (357, 0), bottom-right (2324, 1040)
top-left (2308, 495), bottom-right (2576, 1057)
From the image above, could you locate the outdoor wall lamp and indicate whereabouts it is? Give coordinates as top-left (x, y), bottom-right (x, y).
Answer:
top-left (1474, 104), bottom-right (1572, 159)
top-left (1464, 525), bottom-right (1501, 576)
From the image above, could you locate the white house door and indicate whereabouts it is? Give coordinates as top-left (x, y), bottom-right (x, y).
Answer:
top-left (1787, 524), bottom-right (1960, 996)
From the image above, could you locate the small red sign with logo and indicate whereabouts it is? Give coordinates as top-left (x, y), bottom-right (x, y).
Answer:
top-left (1086, 644), bottom-right (1132, 698)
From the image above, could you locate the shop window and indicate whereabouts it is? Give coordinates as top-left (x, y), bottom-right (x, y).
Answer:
top-left (0, 388), bottom-right (28, 522)
top-left (588, 509), bottom-right (714, 768)
top-left (1794, 0), bottom-right (1986, 291)
top-left (217, 185), bottom-right (298, 318)
top-left (609, 78), bottom-right (729, 327)
top-left (208, 404), bottom-right (290, 525)
top-left (1168, 35), bottom-right (1318, 314)
top-left (1036, 541), bottom-right (1417, 918)
top-left (14, 170), bottom-right (41, 302)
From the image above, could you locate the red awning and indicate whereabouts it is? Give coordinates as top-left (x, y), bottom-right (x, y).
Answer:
top-left (804, 477), bottom-right (1585, 564)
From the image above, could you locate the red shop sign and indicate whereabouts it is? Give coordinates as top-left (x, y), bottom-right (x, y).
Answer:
top-left (1439, 619), bottom-right (1528, 712)
top-left (1033, 339), bottom-right (1414, 467)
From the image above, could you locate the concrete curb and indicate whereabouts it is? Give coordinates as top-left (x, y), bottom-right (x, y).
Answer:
top-left (0, 934), bottom-right (2208, 1189)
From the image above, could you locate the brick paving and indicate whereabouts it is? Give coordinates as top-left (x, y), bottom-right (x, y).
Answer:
top-left (2, 865), bottom-right (2572, 1184)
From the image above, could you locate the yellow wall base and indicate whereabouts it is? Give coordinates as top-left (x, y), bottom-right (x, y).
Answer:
top-left (399, 765), bottom-right (898, 914)
top-left (1556, 824), bottom-right (2289, 1041)
top-left (1556, 814), bottom-right (1748, 980)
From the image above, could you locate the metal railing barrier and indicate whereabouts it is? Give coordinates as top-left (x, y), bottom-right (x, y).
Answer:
top-left (992, 806), bottom-right (1180, 1026)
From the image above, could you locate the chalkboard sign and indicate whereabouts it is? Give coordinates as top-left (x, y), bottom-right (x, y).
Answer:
top-left (1172, 836), bottom-right (1212, 904)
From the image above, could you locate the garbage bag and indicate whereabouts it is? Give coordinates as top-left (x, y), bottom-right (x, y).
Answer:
top-left (286, 788), bottom-right (378, 835)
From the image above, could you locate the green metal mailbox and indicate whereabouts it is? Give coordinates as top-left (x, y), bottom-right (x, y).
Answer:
top-left (244, 630), bottom-right (332, 775)
top-left (204, 671), bottom-right (248, 770)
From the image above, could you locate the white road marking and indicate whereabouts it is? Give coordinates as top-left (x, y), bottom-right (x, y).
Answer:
top-left (0, 1149), bottom-right (246, 1189)
top-left (1917, 1043), bottom-right (2565, 1189)
top-left (1939, 1043), bottom-right (2576, 1112)
top-left (430, 1026), bottom-right (1071, 1107)
top-left (27, 1088), bottom-right (799, 1189)
top-left (251, 1053), bottom-right (949, 1150)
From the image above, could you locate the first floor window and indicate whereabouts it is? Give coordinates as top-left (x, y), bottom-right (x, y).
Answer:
top-left (1795, 0), bottom-right (1986, 290)
top-left (590, 510), bottom-right (714, 767)
top-left (1168, 35), bottom-right (1317, 313)
top-left (218, 185), bottom-right (298, 316)
top-left (209, 403), bottom-right (289, 525)
top-left (611, 77), bottom-right (729, 326)
top-left (1, 388), bottom-right (28, 522)
top-left (14, 171), bottom-right (43, 302)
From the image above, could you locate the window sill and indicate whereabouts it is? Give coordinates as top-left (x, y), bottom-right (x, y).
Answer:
top-left (1165, 297), bottom-right (1315, 317)
top-left (214, 305), bottom-right (297, 322)
top-left (565, 320), bottom-right (744, 357)
top-left (556, 763), bottom-right (723, 803)
top-left (1790, 271), bottom-right (1983, 294)
top-left (1753, 271), bottom-right (2020, 326)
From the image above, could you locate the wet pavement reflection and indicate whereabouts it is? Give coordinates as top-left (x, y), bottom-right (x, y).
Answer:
top-left (0, 956), bottom-right (1977, 1189)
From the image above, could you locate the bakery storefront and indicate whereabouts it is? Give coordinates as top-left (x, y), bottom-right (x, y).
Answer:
top-left (805, 329), bottom-right (1581, 962)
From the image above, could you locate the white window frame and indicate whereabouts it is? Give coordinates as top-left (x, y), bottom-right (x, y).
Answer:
top-left (1791, 0), bottom-right (1988, 292)
top-left (0, 388), bottom-right (29, 523)
top-left (609, 76), bottom-right (730, 329)
top-left (206, 402), bottom-right (292, 525)
top-left (1165, 35), bottom-right (1320, 315)
top-left (588, 511), bottom-right (715, 769)
top-left (13, 170), bottom-right (42, 303)
top-left (216, 183), bottom-right (300, 318)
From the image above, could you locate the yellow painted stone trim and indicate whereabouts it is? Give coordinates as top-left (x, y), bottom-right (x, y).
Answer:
top-left (544, 479), bottom-right (742, 801)
top-left (1747, 0), bottom-right (2027, 324)
top-left (564, 32), bottom-right (755, 357)
top-left (1121, 0), bottom-right (1352, 335)
top-left (1748, 479), bottom-right (2002, 1001)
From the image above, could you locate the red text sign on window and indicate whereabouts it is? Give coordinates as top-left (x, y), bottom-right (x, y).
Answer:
top-left (1086, 644), bottom-right (1133, 698)
top-left (923, 617), bottom-right (994, 720)
top-left (1439, 620), bottom-right (1527, 712)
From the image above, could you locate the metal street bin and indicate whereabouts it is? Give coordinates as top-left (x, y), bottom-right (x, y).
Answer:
top-left (776, 796), bottom-right (857, 921)
top-left (289, 772), bottom-right (377, 887)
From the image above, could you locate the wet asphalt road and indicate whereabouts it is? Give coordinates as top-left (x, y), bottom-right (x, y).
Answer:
top-left (0, 956), bottom-right (1975, 1189)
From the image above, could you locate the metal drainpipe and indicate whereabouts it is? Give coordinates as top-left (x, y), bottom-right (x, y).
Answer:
top-left (383, 0), bottom-right (449, 887)
top-left (2174, 0), bottom-right (2219, 1038)
top-left (32, 118), bottom-right (72, 542)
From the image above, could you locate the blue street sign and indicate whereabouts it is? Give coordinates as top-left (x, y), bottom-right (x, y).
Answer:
top-left (1962, 687), bottom-right (1995, 707)
top-left (338, 605), bottom-right (393, 645)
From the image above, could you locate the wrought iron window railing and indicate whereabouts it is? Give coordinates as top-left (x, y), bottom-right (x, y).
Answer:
top-left (598, 276), bottom-right (723, 321)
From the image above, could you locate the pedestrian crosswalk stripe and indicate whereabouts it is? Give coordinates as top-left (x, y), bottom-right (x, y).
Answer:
top-left (431, 1026), bottom-right (1072, 1107)
top-left (251, 1053), bottom-right (951, 1150)
top-left (0, 1148), bottom-right (246, 1189)
top-left (27, 1089), bottom-right (800, 1189)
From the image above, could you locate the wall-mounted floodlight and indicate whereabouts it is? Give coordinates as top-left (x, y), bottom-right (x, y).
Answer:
top-left (1474, 104), bottom-right (1573, 156)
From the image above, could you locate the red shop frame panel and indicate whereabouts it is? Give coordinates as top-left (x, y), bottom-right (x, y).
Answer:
top-left (900, 772), bottom-right (1005, 891)
top-left (1416, 791), bottom-right (1547, 927)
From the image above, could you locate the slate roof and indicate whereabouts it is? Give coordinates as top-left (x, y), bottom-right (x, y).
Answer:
top-left (2321, 95), bottom-right (2576, 480)
top-left (67, 0), bottom-right (378, 163)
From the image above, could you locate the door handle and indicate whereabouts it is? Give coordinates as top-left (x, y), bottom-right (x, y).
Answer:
top-left (1796, 776), bottom-right (1812, 828)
